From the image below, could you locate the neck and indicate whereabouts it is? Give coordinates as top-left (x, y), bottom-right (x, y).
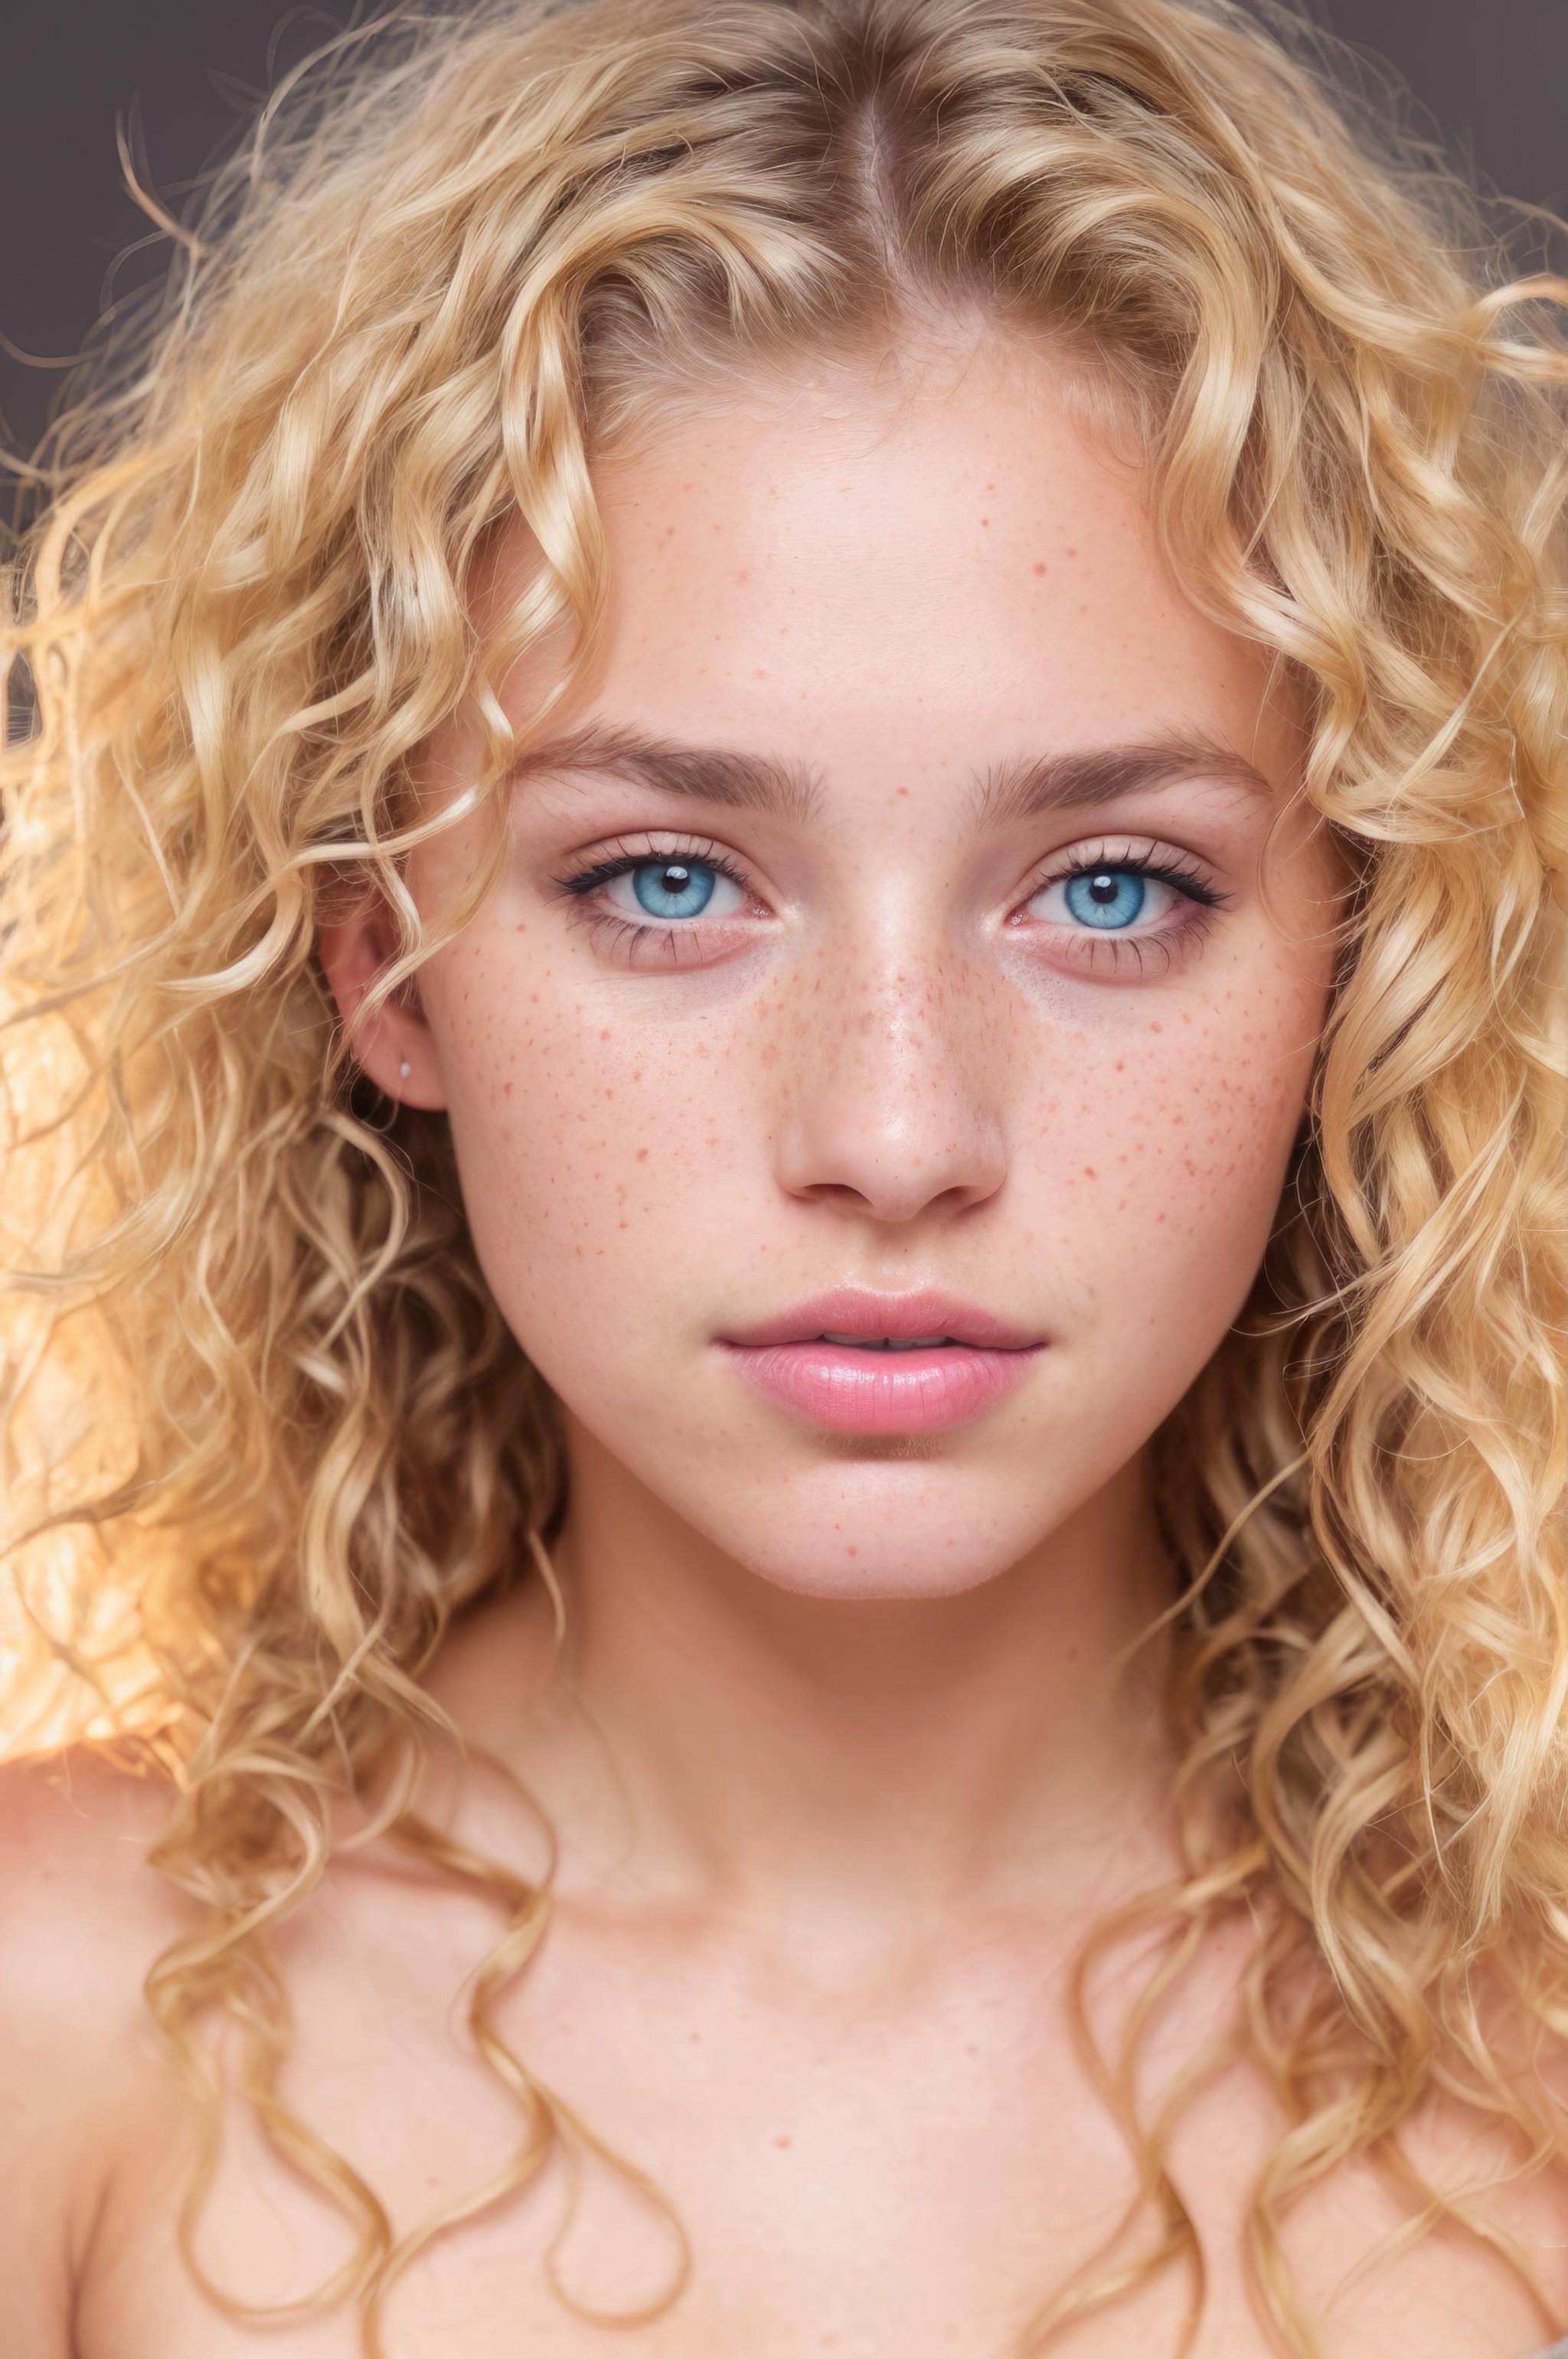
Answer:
top-left (449, 1419), bottom-right (1184, 1966)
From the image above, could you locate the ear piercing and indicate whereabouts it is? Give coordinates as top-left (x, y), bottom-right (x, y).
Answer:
top-left (398, 1060), bottom-right (411, 1079)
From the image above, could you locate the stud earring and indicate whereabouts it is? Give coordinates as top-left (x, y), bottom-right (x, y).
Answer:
top-left (398, 1060), bottom-right (411, 1079)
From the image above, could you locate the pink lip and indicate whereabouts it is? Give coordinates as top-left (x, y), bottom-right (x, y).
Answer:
top-left (719, 1288), bottom-right (1044, 1436)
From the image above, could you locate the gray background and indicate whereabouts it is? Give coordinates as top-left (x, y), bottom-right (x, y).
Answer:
top-left (2, 0), bottom-right (1566, 457)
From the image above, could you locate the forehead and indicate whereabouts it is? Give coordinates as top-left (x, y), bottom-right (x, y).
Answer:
top-left (488, 339), bottom-right (1295, 802)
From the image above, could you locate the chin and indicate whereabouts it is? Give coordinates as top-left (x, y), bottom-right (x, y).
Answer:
top-left (746, 1554), bottom-right (1013, 1603)
top-left (707, 1472), bottom-right (1041, 1603)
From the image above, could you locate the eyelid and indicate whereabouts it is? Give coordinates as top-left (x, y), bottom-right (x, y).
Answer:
top-left (1017, 835), bottom-right (1228, 910)
top-left (549, 835), bottom-right (773, 973)
top-left (999, 835), bottom-right (1231, 979)
top-left (552, 832), bottom-right (763, 906)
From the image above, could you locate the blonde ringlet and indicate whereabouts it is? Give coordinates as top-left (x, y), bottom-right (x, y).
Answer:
top-left (2, 0), bottom-right (1566, 2349)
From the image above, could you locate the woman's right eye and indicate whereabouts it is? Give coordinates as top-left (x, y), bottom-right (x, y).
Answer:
top-left (602, 857), bottom-right (746, 923)
top-left (555, 838), bottom-right (759, 934)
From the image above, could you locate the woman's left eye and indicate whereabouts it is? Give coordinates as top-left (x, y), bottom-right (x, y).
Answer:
top-left (1026, 865), bottom-right (1185, 933)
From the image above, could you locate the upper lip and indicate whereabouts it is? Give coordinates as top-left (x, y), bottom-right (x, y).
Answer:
top-left (720, 1287), bottom-right (1044, 1351)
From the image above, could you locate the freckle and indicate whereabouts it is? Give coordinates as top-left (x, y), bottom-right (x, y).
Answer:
top-left (1150, 1020), bottom-right (1163, 1033)
top-left (503, 1081), bottom-right (513, 1096)
top-left (979, 516), bottom-right (990, 528)
top-left (736, 570), bottom-right (749, 583)
top-left (1065, 545), bottom-right (1078, 557)
top-left (1083, 1165), bottom-right (1096, 1178)
top-left (635, 1148), bottom-right (648, 1161)
top-left (846, 1545), bottom-right (858, 1557)
top-left (774, 2134), bottom-right (792, 2148)
top-left (1031, 562), bottom-right (1047, 577)
top-left (599, 1028), bottom-right (610, 1041)
top-left (897, 785), bottom-right (909, 797)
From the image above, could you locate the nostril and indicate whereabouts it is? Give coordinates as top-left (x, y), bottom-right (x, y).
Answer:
top-left (773, 1026), bottom-right (1008, 1221)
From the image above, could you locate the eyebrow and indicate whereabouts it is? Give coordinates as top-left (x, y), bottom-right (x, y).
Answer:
top-left (510, 721), bottom-right (1272, 825)
top-left (971, 737), bottom-right (1274, 827)
top-left (510, 723), bottom-right (824, 824)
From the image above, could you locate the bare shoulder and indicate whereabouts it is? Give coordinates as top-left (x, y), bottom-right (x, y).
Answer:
top-left (0, 1748), bottom-right (194, 2359)
top-left (0, 1746), bottom-right (191, 2012)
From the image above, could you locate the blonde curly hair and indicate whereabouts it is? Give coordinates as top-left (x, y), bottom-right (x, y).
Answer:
top-left (2, 0), bottom-right (1566, 2350)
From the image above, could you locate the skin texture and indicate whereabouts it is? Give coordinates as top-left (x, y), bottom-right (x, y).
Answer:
top-left (4, 335), bottom-right (1566, 2359)
top-left (378, 339), bottom-right (1331, 1612)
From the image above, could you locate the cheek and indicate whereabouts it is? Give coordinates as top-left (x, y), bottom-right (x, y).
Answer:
top-left (426, 944), bottom-right (767, 1378)
top-left (1027, 977), bottom-right (1319, 1378)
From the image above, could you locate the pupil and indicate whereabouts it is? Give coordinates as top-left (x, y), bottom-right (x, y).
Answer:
top-left (1089, 873), bottom-right (1118, 903)
top-left (662, 865), bottom-right (690, 890)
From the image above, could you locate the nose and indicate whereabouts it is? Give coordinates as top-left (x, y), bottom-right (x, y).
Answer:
top-left (773, 943), bottom-right (1008, 1224)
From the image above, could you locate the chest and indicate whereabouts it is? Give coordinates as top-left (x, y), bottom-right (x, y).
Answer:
top-left (74, 1884), bottom-right (1560, 2359)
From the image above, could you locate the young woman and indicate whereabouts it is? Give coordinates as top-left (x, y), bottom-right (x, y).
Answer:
top-left (2, 0), bottom-right (1565, 2352)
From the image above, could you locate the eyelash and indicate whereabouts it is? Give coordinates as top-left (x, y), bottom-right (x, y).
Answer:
top-left (551, 834), bottom-right (1229, 974)
top-left (1014, 838), bottom-right (1229, 975)
top-left (553, 835), bottom-right (760, 968)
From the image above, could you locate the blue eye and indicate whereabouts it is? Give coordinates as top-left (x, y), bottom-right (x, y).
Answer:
top-left (1027, 864), bottom-right (1183, 933)
top-left (631, 858), bottom-right (717, 919)
top-left (1065, 869), bottom-right (1146, 930)
top-left (576, 851), bottom-right (748, 925)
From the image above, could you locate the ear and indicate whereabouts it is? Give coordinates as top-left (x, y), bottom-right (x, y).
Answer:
top-left (316, 892), bottom-right (448, 1111)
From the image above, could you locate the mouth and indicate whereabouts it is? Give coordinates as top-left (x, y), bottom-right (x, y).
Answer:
top-left (718, 1289), bottom-right (1045, 1436)
top-left (818, 1331), bottom-right (958, 1351)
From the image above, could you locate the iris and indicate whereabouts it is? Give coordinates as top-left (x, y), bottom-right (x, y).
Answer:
top-left (632, 859), bottom-right (717, 920)
top-left (1064, 869), bottom-right (1146, 930)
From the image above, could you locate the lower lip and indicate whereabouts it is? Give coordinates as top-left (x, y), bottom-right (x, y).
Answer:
top-left (722, 1341), bottom-right (1040, 1434)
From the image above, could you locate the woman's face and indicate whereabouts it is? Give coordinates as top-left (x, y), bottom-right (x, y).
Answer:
top-left (326, 338), bottom-right (1340, 1601)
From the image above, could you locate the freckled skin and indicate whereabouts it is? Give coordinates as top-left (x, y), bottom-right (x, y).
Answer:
top-left (327, 340), bottom-right (1339, 1604)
